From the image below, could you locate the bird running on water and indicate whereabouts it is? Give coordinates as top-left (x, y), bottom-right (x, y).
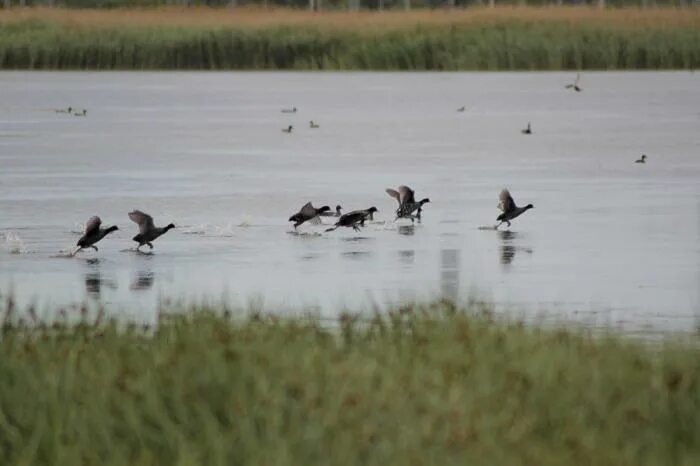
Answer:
top-left (128, 210), bottom-right (175, 251)
top-left (76, 216), bottom-right (118, 253)
top-left (386, 185), bottom-right (430, 223)
top-left (282, 125), bottom-right (293, 133)
top-left (521, 122), bottom-right (532, 135)
top-left (496, 189), bottom-right (533, 229)
top-left (635, 154), bottom-right (647, 164)
top-left (325, 208), bottom-right (378, 233)
top-left (289, 202), bottom-right (331, 229)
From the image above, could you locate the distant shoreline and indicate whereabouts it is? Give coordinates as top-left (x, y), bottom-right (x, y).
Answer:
top-left (1, 7), bottom-right (699, 70)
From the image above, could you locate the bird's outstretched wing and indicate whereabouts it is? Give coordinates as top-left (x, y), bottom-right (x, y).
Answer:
top-left (498, 189), bottom-right (515, 213)
top-left (397, 185), bottom-right (415, 204)
top-left (84, 216), bottom-right (101, 235)
top-left (299, 202), bottom-right (317, 218)
top-left (386, 188), bottom-right (401, 205)
top-left (128, 210), bottom-right (154, 234)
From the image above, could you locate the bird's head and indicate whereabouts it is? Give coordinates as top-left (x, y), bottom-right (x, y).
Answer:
top-left (367, 207), bottom-right (378, 214)
top-left (166, 223), bottom-right (176, 230)
top-left (318, 206), bottom-right (331, 214)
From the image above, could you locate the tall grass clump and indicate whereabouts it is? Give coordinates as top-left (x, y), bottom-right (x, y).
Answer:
top-left (1, 300), bottom-right (700, 465)
top-left (0, 7), bottom-right (699, 70)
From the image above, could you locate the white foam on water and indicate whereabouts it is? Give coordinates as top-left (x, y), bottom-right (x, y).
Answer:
top-left (3, 232), bottom-right (28, 254)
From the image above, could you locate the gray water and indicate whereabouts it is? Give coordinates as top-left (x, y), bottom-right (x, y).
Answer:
top-left (1, 71), bottom-right (698, 334)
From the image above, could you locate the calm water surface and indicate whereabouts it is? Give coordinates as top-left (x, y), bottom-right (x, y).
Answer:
top-left (1, 72), bottom-right (698, 334)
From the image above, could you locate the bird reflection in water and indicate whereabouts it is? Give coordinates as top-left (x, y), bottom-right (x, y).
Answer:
top-left (398, 225), bottom-right (415, 236)
top-left (130, 271), bottom-right (155, 291)
top-left (84, 258), bottom-right (117, 298)
top-left (398, 249), bottom-right (415, 265)
top-left (440, 249), bottom-right (459, 301)
top-left (498, 230), bottom-right (532, 267)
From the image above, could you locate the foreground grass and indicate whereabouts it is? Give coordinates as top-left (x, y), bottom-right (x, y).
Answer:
top-left (0, 7), bottom-right (699, 70)
top-left (1, 301), bottom-right (700, 465)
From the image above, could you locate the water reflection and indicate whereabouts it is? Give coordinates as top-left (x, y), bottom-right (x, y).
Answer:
top-left (130, 271), bottom-right (155, 291)
top-left (398, 225), bottom-right (415, 236)
top-left (498, 230), bottom-right (532, 267)
top-left (440, 249), bottom-right (460, 301)
top-left (398, 250), bottom-right (415, 265)
top-left (83, 258), bottom-right (117, 298)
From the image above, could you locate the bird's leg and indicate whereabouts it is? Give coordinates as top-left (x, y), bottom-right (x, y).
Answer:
top-left (353, 225), bottom-right (360, 232)
top-left (147, 242), bottom-right (154, 249)
top-left (92, 246), bottom-right (98, 252)
top-left (136, 244), bottom-right (141, 251)
top-left (495, 222), bottom-right (503, 230)
top-left (506, 221), bottom-right (511, 228)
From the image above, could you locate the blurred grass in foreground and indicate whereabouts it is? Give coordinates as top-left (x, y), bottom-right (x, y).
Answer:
top-left (0, 7), bottom-right (699, 69)
top-left (1, 300), bottom-right (700, 465)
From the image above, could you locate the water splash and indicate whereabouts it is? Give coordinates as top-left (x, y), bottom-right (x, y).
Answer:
top-left (3, 232), bottom-right (28, 254)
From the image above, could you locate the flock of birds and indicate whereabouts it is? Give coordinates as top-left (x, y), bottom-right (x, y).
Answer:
top-left (73, 186), bottom-right (532, 255)
top-left (64, 72), bottom-right (652, 255)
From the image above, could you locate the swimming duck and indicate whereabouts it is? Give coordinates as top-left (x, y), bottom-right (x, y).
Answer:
top-left (496, 189), bottom-right (533, 229)
top-left (386, 185), bottom-right (430, 222)
top-left (282, 125), bottom-right (293, 133)
top-left (565, 73), bottom-right (582, 92)
top-left (320, 205), bottom-right (342, 217)
top-left (289, 202), bottom-right (331, 229)
top-left (55, 107), bottom-right (72, 114)
top-left (635, 154), bottom-right (647, 164)
top-left (76, 216), bottom-right (118, 252)
top-left (309, 121), bottom-right (320, 128)
top-left (521, 122), bottom-right (532, 135)
top-left (325, 207), bottom-right (378, 233)
top-left (281, 107), bottom-right (297, 113)
top-left (128, 210), bottom-right (175, 251)
top-left (457, 106), bottom-right (465, 112)
top-left (73, 109), bottom-right (87, 117)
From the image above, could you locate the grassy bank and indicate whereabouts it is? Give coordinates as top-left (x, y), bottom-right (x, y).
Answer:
top-left (1, 7), bottom-right (699, 70)
top-left (1, 301), bottom-right (700, 465)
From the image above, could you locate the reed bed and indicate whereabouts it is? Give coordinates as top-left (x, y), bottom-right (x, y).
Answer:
top-left (1, 300), bottom-right (700, 465)
top-left (1, 7), bottom-right (699, 69)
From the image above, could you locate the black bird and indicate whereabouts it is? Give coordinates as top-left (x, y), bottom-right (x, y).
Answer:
top-left (496, 189), bottom-right (533, 229)
top-left (128, 210), bottom-right (175, 251)
top-left (55, 106), bottom-right (72, 114)
top-left (565, 73), bottom-right (582, 92)
top-left (457, 106), bottom-right (466, 112)
top-left (386, 185), bottom-right (430, 222)
top-left (325, 207), bottom-right (378, 233)
top-left (74, 109), bottom-right (87, 117)
top-left (289, 202), bottom-right (331, 229)
top-left (282, 125), bottom-right (293, 133)
top-left (76, 216), bottom-right (118, 252)
top-left (521, 122), bottom-right (532, 135)
top-left (635, 154), bottom-right (647, 164)
top-left (320, 205), bottom-right (343, 217)
top-left (281, 107), bottom-right (297, 113)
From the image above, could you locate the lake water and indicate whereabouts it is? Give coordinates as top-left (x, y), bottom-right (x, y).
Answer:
top-left (1, 71), bottom-right (698, 335)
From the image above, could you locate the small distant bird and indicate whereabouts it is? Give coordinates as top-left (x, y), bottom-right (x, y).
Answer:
top-left (282, 125), bottom-right (293, 133)
top-left (325, 207), bottom-right (378, 233)
top-left (320, 205), bottom-right (342, 217)
top-left (128, 210), bottom-right (175, 251)
top-left (521, 122), bottom-right (532, 135)
top-left (496, 189), bottom-right (533, 229)
top-left (457, 106), bottom-right (466, 112)
top-left (635, 154), bottom-right (647, 164)
top-left (386, 185), bottom-right (430, 222)
top-left (76, 216), bottom-right (118, 252)
top-left (55, 106), bottom-right (72, 114)
top-left (565, 73), bottom-right (582, 92)
top-left (309, 121), bottom-right (320, 129)
top-left (289, 202), bottom-right (331, 229)
top-left (73, 109), bottom-right (87, 117)
top-left (281, 107), bottom-right (297, 113)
